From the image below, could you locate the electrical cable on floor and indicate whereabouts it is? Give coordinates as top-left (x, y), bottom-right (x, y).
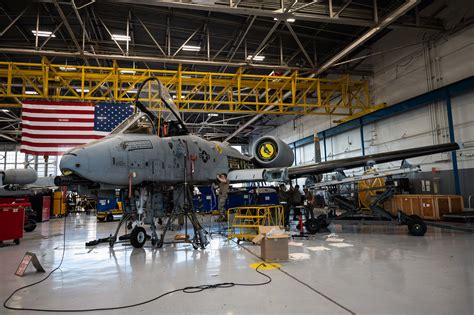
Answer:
top-left (230, 238), bottom-right (357, 315)
top-left (3, 215), bottom-right (272, 313)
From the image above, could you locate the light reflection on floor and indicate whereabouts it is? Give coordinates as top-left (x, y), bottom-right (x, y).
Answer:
top-left (0, 213), bottom-right (473, 315)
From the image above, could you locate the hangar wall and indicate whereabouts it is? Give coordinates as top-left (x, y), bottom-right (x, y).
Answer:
top-left (262, 7), bottom-right (474, 203)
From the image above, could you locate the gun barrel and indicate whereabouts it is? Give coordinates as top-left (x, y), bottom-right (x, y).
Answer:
top-left (54, 175), bottom-right (94, 187)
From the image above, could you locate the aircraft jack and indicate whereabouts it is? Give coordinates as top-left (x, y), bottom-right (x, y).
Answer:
top-left (291, 214), bottom-right (311, 239)
top-left (155, 201), bottom-right (209, 249)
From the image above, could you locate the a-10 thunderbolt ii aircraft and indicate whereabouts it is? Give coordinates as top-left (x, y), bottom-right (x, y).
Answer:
top-left (54, 77), bottom-right (459, 248)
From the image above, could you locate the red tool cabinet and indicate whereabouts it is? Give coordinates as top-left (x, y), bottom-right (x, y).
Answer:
top-left (0, 202), bottom-right (25, 245)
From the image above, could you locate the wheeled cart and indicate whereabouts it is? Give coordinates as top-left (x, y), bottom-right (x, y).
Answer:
top-left (0, 203), bottom-right (25, 246)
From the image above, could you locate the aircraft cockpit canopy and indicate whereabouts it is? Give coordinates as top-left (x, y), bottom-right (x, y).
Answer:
top-left (111, 113), bottom-right (156, 135)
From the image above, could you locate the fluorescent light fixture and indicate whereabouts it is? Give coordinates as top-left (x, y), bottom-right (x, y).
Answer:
top-left (172, 95), bottom-right (177, 99)
top-left (208, 113), bottom-right (218, 117)
top-left (1, 109), bottom-right (10, 112)
top-left (246, 55), bottom-right (266, 61)
top-left (59, 66), bottom-right (77, 71)
top-left (25, 90), bottom-right (38, 95)
top-left (120, 70), bottom-right (136, 74)
top-left (111, 34), bottom-right (130, 41)
top-left (75, 88), bottom-right (90, 93)
top-left (275, 17), bottom-right (295, 22)
top-left (182, 45), bottom-right (201, 52)
top-left (126, 90), bottom-right (138, 94)
top-left (32, 30), bottom-right (55, 38)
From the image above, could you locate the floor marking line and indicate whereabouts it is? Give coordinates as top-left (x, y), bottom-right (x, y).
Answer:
top-left (233, 239), bottom-right (356, 315)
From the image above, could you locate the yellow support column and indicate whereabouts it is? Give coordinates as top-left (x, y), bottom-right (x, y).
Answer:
top-left (41, 58), bottom-right (49, 98)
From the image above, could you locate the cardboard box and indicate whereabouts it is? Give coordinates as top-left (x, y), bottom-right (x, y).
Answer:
top-left (252, 226), bottom-right (287, 244)
top-left (253, 225), bottom-right (289, 262)
top-left (261, 236), bottom-right (289, 262)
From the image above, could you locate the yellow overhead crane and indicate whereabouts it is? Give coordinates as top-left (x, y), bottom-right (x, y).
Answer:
top-left (0, 58), bottom-right (378, 116)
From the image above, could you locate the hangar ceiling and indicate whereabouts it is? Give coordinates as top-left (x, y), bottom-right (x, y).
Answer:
top-left (0, 0), bottom-right (446, 143)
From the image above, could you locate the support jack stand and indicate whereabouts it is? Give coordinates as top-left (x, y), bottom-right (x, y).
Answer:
top-left (292, 214), bottom-right (311, 239)
top-left (156, 187), bottom-right (209, 249)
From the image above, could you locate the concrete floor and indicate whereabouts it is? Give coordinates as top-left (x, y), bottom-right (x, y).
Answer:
top-left (0, 214), bottom-right (473, 315)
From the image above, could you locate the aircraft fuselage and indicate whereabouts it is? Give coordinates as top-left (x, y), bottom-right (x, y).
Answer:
top-left (60, 134), bottom-right (250, 187)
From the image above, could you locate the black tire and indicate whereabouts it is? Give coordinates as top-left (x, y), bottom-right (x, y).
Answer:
top-left (317, 214), bottom-right (330, 228)
top-left (130, 227), bottom-right (147, 248)
top-left (305, 218), bottom-right (321, 234)
top-left (24, 219), bottom-right (37, 232)
top-left (14, 239), bottom-right (20, 245)
top-left (407, 216), bottom-right (427, 236)
top-left (106, 214), bottom-right (114, 222)
top-left (97, 217), bottom-right (105, 222)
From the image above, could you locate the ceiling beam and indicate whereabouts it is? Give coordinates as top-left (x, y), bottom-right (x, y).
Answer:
top-left (284, 21), bottom-right (314, 68)
top-left (0, 47), bottom-right (315, 71)
top-left (0, 6), bottom-right (28, 37)
top-left (315, 0), bottom-right (418, 75)
top-left (52, 0), bottom-right (83, 54)
top-left (224, 0), bottom-right (418, 142)
top-left (99, 0), bottom-right (444, 30)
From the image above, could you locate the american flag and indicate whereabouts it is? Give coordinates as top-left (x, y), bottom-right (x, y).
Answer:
top-left (21, 101), bottom-right (133, 156)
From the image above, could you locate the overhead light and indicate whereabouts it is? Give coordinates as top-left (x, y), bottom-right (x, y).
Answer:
top-left (120, 70), bottom-right (136, 74)
top-left (75, 88), bottom-right (90, 93)
top-left (172, 95), bottom-right (177, 99)
top-left (247, 55), bottom-right (266, 61)
top-left (286, 18), bottom-right (296, 22)
top-left (25, 90), bottom-right (38, 95)
top-left (1, 109), bottom-right (10, 112)
top-left (59, 66), bottom-right (77, 71)
top-left (31, 30), bottom-right (55, 38)
top-left (111, 34), bottom-right (130, 42)
top-left (126, 90), bottom-right (138, 94)
top-left (208, 113), bottom-right (218, 117)
top-left (182, 45), bottom-right (201, 52)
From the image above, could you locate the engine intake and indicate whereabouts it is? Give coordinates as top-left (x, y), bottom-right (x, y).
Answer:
top-left (252, 136), bottom-right (294, 168)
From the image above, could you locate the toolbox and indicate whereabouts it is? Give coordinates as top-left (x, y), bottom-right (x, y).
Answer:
top-left (0, 202), bottom-right (25, 245)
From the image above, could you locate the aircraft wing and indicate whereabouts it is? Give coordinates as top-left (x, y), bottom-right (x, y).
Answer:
top-left (287, 142), bottom-right (459, 178)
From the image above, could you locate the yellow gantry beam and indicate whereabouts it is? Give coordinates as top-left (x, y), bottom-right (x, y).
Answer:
top-left (0, 59), bottom-right (375, 116)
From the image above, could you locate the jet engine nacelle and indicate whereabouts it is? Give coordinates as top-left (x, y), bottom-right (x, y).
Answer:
top-left (0, 169), bottom-right (37, 185)
top-left (252, 136), bottom-right (294, 168)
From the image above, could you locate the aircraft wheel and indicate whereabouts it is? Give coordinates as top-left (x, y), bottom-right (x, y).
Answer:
top-left (130, 227), bottom-right (147, 248)
top-left (14, 239), bottom-right (20, 245)
top-left (106, 214), bottom-right (114, 222)
top-left (24, 219), bottom-right (37, 232)
top-left (305, 218), bottom-right (320, 234)
top-left (407, 215), bottom-right (427, 236)
top-left (97, 217), bottom-right (105, 222)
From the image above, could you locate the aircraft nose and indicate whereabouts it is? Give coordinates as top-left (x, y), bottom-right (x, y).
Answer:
top-left (60, 149), bottom-right (89, 176)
